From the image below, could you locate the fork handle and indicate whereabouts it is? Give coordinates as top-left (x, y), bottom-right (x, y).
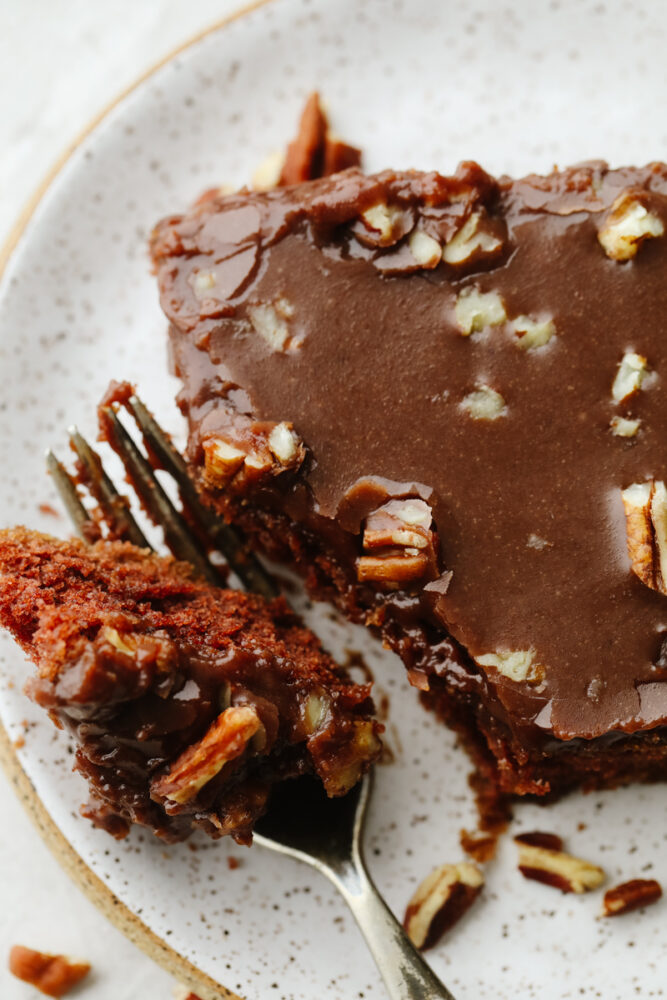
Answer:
top-left (333, 860), bottom-right (457, 1000)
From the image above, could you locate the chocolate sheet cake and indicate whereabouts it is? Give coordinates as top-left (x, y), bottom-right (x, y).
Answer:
top-left (0, 528), bottom-right (380, 843)
top-left (150, 150), bottom-right (667, 802)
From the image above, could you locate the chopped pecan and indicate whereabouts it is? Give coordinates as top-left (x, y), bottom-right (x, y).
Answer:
top-left (403, 863), bottom-right (484, 949)
top-left (407, 229), bottom-right (442, 268)
top-left (442, 209), bottom-right (504, 268)
top-left (514, 836), bottom-right (605, 893)
top-left (598, 191), bottom-right (664, 260)
top-left (621, 480), bottom-right (667, 594)
top-left (602, 878), bottom-right (662, 917)
top-left (9, 946), bottom-right (90, 998)
top-left (151, 704), bottom-right (262, 806)
top-left (460, 385), bottom-right (506, 421)
top-left (612, 351), bottom-right (650, 403)
top-left (476, 649), bottom-right (545, 684)
top-left (312, 718), bottom-right (382, 796)
top-left (202, 419), bottom-right (305, 492)
top-left (357, 499), bottom-right (438, 587)
top-left (248, 297), bottom-right (296, 352)
top-left (512, 315), bottom-right (556, 350)
top-left (352, 201), bottom-right (415, 248)
top-left (610, 415), bottom-right (640, 438)
top-left (454, 286), bottom-right (506, 335)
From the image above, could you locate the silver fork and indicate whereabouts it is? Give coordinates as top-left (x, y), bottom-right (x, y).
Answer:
top-left (47, 395), bottom-right (457, 1000)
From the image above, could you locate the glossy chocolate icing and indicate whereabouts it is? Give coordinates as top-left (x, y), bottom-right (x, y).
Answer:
top-left (152, 161), bottom-right (667, 744)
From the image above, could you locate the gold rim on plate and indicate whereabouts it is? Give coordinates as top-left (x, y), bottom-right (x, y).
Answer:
top-left (0, 3), bottom-right (277, 997)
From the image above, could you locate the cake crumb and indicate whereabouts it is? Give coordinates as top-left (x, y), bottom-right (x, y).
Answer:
top-left (38, 503), bottom-right (60, 518)
top-left (460, 828), bottom-right (497, 863)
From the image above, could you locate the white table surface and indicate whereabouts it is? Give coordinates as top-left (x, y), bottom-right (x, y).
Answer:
top-left (0, 4), bottom-right (248, 998)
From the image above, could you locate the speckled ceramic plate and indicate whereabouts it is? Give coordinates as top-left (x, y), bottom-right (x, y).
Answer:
top-left (2, 1), bottom-right (667, 997)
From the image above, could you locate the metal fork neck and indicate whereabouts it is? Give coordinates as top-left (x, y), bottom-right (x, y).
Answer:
top-left (320, 847), bottom-right (458, 1000)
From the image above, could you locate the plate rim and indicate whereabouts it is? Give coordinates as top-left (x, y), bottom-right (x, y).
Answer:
top-left (0, 4), bottom-right (278, 997)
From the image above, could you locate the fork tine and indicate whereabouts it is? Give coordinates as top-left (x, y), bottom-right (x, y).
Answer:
top-left (45, 449), bottom-right (91, 538)
top-left (68, 427), bottom-right (151, 550)
top-left (127, 394), bottom-right (279, 599)
top-left (101, 406), bottom-right (222, 585)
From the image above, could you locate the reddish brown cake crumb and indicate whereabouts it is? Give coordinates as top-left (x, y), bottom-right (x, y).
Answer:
top-left (8, 945), bottom-right (90, 997)
top-left (602, 878), bottom-right (662, 916)
top-left (38, 503), bottom-right (60, 518)
top-left (0, 528), bottom-right (381, 845)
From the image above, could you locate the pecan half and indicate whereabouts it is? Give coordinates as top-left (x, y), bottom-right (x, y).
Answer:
top-left (403, 863), bottom-right (484, 949)
top-left (357, 499), bottom-right (438, 588)
top-left (151, 704), bottom-right (262, 806)
top-left (9, 946), bottom-right (90, 998)
top-left (602, 878), bottom-right (662, 917)
top-left (514, 836), bottom-right (605, 893)
top-left (621, 480), bottom-right (667, 595)
top-left (279, 92), bottom-right (361, 185)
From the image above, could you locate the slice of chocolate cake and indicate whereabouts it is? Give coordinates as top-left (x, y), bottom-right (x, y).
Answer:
top-left (150, 155), bottom-right (667, 802)
top-left (0, 528), bottom-right (381, 844)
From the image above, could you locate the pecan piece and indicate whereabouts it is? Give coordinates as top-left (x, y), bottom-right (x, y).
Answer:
top-left (357, 499), bottom-right (438, 588)
top-left (512, 315), bottom-right (556, 350)
top-left (460, 385), bottom-right (506, 421)
top-left (407, 229), bottom-right (442, 268)
top-left (352, 201), bottom-right (416, 249)
top-left (279, 92), bottom-right (361, 184)
top-left (454, 286), bottom-right (506, 336)
top-left (248, 297), bottom-right (296, 352)
top-left (621, 480), bottom-right (667, 595)
top-left (514, 835), bottom-right (605, 893)
top-left (598, 191), bottom-right (664, 260)
top-left (612, 351), bottom-right (650, 403)
top-left (151, 704), bottom-right (262, 806)
top-left (476, 649), bottom-right (545, 684)
top-left (610, 415), bottom-right (640, 438)
top-left (602, 878), bottom-right (662, 917)
top-left (403, 863), bottom-right (484, 950)
top-left (514, 830), bottom-right (564, 851)
top-left (202, 419), bottom-right (305, 492)
top-left (442, 209), bottom-right (504, 268)
top-left (9, 946), bottom-right (90, 998)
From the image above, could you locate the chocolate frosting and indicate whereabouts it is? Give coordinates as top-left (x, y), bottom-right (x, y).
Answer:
top-left (152, 162), bottom-right (667, 742)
